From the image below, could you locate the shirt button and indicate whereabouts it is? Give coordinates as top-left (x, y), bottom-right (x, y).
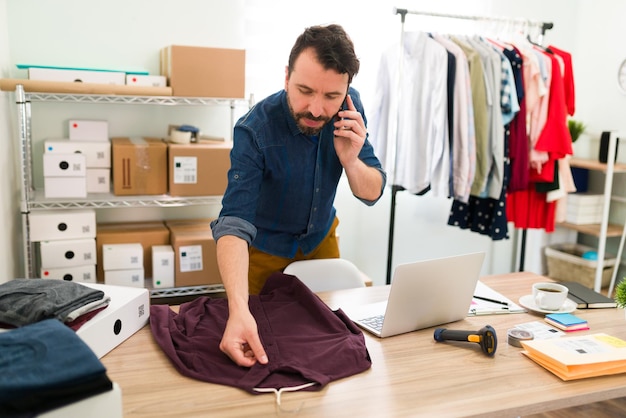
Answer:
top-left (309, 224), bottom-right (314, 229)
top-left (313, 207), bottom-right (317, 212)
top-left (316, 188), bottom-right (320, 193)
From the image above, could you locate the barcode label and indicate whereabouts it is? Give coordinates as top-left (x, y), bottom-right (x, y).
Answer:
top-left (179, 245), bottom-right (203, 272)
top-left (173, 156), bottom-right (198, 184)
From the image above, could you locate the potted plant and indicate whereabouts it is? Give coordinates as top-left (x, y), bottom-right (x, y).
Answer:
top-left (568, 119), bottom-right (586, 143)
top-left (614, 279), bottom-right (626, 313)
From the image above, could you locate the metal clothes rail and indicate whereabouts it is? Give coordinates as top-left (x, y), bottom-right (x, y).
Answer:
top-left (385, 8), bottom-right (554, 284)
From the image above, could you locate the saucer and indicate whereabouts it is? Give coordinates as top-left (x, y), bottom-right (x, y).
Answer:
top-left (518, 294), bottom-right (577, 314)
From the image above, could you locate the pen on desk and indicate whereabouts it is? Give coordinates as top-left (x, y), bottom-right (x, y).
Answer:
top-left (473, 295), bottom-right (510, 306)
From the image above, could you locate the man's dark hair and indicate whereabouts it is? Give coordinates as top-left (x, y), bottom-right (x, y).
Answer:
top-left (288, 24), bottom-right (360, 84)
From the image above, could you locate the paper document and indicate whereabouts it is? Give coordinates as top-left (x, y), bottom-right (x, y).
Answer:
top-left (521, 333), bottom-right (626, 380)
top-left (468, 281), bottom-right (526, 316)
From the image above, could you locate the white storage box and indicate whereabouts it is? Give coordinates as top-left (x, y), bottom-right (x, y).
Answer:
top-left (126, 74), bottom-right (166, 87)
top-left (43, 153), bottom-right (86, 177)
top-left (29, 209), bottom-right (96, 242)
top-left (103, 243), bottom-right (143, 270)
top-left (69, 120), bottom-right (109, 142)
top-left (77, 282), bottom-right (150, 358)
top-left (40, 382), bottom-right (123, 418)
top-left (44, 176), bottom-right (88, 198)
top-left (565, 193), bottom-right (604, 224)
top-left (152, 245), bottom-right (174, 288)
top-left (39, 238), bottom-right (97, 269)
top-left (87, 168), bottom-right (111, 193)
top-left (45, 139), bottom-right (111, 168)
top-left (28, 67), bottom-right (125, 85)
top-left (40, 264), bottom-right (97, 283)
top-left (104, 268), bottom-right (145, 288)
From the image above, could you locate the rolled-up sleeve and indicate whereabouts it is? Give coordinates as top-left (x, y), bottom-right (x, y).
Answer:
top-left (210, 216), bottom-right (257, 245)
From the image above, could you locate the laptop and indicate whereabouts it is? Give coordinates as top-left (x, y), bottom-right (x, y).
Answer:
top-left (341, 252), bottom-right (485, 338)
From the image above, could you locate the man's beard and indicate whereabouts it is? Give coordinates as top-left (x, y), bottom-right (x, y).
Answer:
top-left (287, 96), bottom-right (332, 136)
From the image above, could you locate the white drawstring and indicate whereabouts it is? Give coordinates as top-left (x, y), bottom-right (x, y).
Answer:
top-left (253, 382), bottom-right (317, 414)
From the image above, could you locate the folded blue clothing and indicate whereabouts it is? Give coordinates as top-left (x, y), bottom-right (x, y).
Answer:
top-left (0, 278), bottom-right (105, 326)
top-left (0, 318), bottom-right (112, 416)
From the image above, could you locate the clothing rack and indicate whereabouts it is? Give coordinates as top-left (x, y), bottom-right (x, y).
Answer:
top-left (385, 8), bottom-right (554, 284)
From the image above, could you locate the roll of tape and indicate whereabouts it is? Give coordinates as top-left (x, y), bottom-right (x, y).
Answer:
top-left (507, 328), bottom-right (534, 348)
top-left (170, 129), bottom-right (192, 144)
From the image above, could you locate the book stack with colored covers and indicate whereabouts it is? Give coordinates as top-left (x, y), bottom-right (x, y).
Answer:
top-left (544, 313), bottom-right (589, 332)
top-left (521, 333), bottom-right (626, 380)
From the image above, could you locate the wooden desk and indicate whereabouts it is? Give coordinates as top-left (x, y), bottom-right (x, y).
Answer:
top-left (101, 272), bottom-right (626, 417)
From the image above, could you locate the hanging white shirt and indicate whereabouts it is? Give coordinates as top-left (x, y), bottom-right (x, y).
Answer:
top-left (369, 31), bottom-right (449, 196)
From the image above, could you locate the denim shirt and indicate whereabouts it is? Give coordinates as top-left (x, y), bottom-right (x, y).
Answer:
top-left (210, 87), bottom-right (386, 258)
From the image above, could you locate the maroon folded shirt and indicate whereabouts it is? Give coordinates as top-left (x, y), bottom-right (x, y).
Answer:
top-left (150, 272), bottom-right (371, 393)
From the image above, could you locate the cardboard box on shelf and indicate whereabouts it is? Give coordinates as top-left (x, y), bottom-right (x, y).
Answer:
top-left (96, 221), bottom-right (170, 282)
top-left (160, 45), bottom-right (245, 98)
top-left (168, 140), bottom-right (231, 196)
top-left (169, 224), bottom-right (221, 287)
top-left (111, 137), bottom-right (168, 196)
top-left (163, 218), bottom-right (215, 229)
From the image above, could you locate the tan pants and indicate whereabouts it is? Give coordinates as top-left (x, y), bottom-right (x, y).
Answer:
top-left (247, 217), bottom-right (340, 295)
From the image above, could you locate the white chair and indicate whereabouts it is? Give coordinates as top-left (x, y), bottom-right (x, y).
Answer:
top-left (283, 258), bottom-right (366, 292)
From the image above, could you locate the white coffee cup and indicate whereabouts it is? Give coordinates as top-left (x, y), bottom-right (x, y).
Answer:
top-left (532, 282), bottom-right (568, 311)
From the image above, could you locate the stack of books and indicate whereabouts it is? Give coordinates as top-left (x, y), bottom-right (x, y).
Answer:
top-left (521, 333), bottom-right (626, 380)
top-left (544, 313), bottom-right (589, 332)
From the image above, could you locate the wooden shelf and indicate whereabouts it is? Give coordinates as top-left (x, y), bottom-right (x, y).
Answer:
top-left (557, 222), bottom-right (624, 238)
top-left (569, 157), bottom-right (626, 173)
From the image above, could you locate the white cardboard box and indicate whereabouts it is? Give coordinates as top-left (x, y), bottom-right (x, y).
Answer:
top-left (39, 238), bottom-right (97, 269)
top-left (126, 74), bottom-right (166, 87)
top-left (69, 120), bottom-right (109, 142)
top-left (77, 282), bottom-right (150, 358)
top-left (44, 176), bottom-right (88, 198)
top-left (87, 168), bottom-right (111, 193)
top-left (40, 382), bottom-right (123, 418)
top-left (104, 268), bottom-right (145, 288)
top-left (40, 264), bottom-right (97, 283)
top-left (103, 243), bottom-right (143, 270)
top-left (28, 67), bottom-right (126, 85)
top-left (45, 139), bottom-right (111, 168)
top-left (29, 209), bottom-right (96, 242)
top-left (43, 153), bottom-right (86, 177)
top-left (152, 245), bottom-right (174, 288)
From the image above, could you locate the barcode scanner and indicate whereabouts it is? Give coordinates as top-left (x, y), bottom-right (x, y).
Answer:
top-left (433, 325), bottom-right (497, 357)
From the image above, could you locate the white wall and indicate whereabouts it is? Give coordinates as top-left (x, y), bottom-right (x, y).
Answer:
top-left (1, 0), bottom-right (625, 286)
top-left (0, 0), bottom-right (21, 284)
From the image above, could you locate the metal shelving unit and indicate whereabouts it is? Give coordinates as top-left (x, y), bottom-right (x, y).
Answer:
top-left (14, 84), bottom-right (246, 298)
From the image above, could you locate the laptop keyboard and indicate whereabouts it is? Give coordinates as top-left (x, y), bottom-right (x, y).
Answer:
top-left (359, 315), bottom-right (385, 332)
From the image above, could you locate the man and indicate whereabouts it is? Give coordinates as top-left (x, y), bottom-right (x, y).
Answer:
top-left (210, 24), bottom-right (386, 367)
